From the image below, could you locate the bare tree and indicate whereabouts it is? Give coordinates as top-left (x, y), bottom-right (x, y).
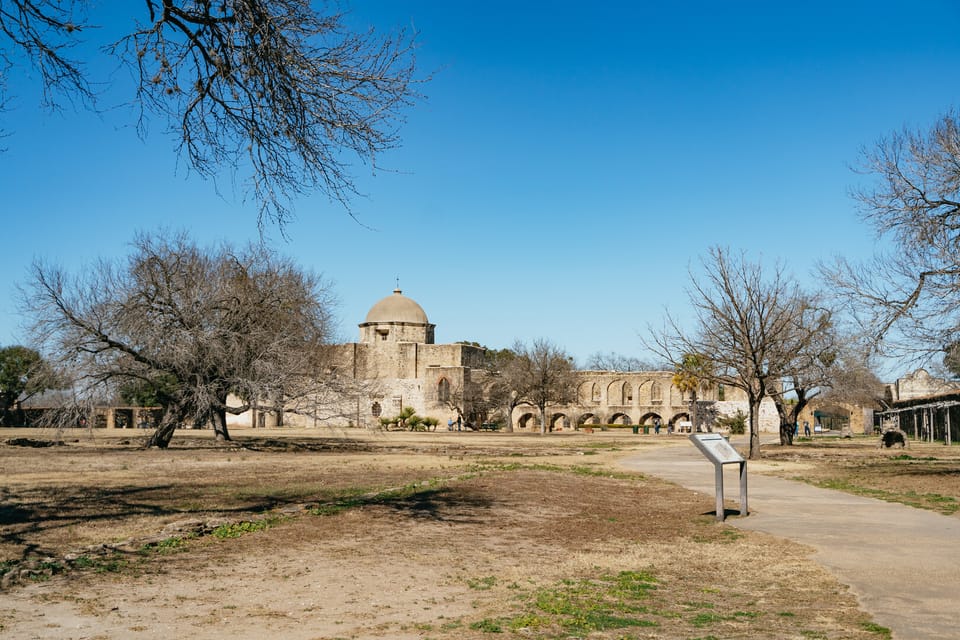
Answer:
top-left (505, 339), bottom-right (577, 435)
top-left (764, 297), bottom-right (837, 445)
top-left (822, 110), bottom-right (960, 365)
top-left (22, 230), bottom-right (336, 447)
top-left (1, 1), bottom-right (420, 227)
top-left (648, 247), bottom-right (806, 459)
top-left (816, 343), bottom-right (888, 409)
top-left (477, 347), bottom-right (519, 432)
top-left (584, 351), bottom-right (661, 372)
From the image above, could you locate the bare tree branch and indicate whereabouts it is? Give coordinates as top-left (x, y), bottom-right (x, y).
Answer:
top-left (1, 1), bottom-right (421, 228)
top-left (825, 110), bottom-right (960, 365)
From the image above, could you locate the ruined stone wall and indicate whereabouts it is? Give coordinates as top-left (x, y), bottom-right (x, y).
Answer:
top-left (892, 369), bottom-right (960, 402)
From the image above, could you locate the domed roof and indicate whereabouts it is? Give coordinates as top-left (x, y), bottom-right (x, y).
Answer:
top-left (363, 288), bottom-right (429, 325)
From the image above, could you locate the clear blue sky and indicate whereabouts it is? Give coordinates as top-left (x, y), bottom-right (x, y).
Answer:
top-left (2, 1), bottom-right (958, 379)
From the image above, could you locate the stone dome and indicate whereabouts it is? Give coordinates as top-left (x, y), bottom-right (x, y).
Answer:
top-left (363, 288), bottom-right (429, 325)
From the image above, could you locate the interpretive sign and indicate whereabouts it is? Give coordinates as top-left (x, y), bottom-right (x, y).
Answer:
top-left (689, 433), bottom-right (748, 521)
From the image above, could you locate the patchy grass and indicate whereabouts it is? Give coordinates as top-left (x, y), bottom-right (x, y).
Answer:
top-left (0, 428), bottom-right (891, 638)
top-left (761, 438), bottom-right (960, 516)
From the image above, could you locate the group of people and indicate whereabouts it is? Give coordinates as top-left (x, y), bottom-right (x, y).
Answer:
top-left (447, 416), bottom-right (462, 431)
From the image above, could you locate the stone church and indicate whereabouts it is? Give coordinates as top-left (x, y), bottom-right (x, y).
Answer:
top-left (231, 288), bottom-right (777, 432)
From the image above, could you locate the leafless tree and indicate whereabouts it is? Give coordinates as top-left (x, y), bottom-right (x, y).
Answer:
top-left (816, 344), bottom-right (888, 409)
top-left (503, 339), bottom-right (577, 435)
top-left (1, 1), bottom-right (420, 227)
top-left (21, 230), bottom-right (337, 447)
top-left (763, 297), bottom-right (838, 445)
top-left (648, 247), bottom-right (808, 459)
top-left (584, 351), bottom-right (661, 372)
top-left (822, 110), bottom-right (960, 365)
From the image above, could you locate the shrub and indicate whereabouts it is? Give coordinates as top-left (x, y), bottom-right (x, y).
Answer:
top-left (717, 410), bottom-right (747, 435)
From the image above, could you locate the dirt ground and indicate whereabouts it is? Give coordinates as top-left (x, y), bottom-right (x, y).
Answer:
top-left (2, 428), bottom-right (947, 639)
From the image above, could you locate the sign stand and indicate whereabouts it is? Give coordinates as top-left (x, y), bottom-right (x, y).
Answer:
top-left (689, 433), bottom-right (748, 521)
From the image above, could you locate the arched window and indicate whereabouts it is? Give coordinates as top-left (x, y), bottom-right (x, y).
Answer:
top-left (438, 377), bottom-right (451, 403)
top-left (650, 382), bottom-right (662, 403)
top-left (371, 402), bottom-right (382, 417)
top-left (623, 382), bottom-right (633, 403)
top-left (591, 383), bottom-right (601, 403)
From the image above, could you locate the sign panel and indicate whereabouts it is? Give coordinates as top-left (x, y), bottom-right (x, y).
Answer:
top-left (688, 433), bottom-right (748, 521)
top-left (689, 433), bottom-right (744, 465)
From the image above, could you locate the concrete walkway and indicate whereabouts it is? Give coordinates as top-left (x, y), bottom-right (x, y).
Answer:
top-left (620, 441), bottom-right (960, 640)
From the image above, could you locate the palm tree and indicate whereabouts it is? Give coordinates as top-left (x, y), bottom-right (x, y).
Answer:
top-left (672, 353), bottom-right (714, 432)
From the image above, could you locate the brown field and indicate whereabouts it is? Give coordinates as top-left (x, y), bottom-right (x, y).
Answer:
top-left (2, 427), bottom-right (954, 639)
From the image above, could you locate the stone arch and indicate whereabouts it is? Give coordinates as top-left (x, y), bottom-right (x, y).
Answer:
top-left (578, 381), bottom-right (593, 404)
top-left (577, 413), bottom-right (601, 426)
top-left (437, 377), bottom-right (451, 403)
top-left (623, 382), bottom-right (634, 404)
top-left (639, 412), bottom-right (662, 426)
top-left (550, 413), bottom-right (570, 431)
top-left (671, 412), bottom-right (691, 432)
top-left (609, 412), bottom-right (631, 425)
top-left (607, 380), bottom-right (625, 405)
top-left (650, 381), bottom-right (663, 404)
top-left (517, 412), bottom-right (537, 430)
top-left (591, 382), bottom-right (601, 403)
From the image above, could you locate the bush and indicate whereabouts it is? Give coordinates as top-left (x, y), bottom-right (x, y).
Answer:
top-left (717, 410), bottom-right (747, 435)
top-left (379, 406), bottom-right (439, 431)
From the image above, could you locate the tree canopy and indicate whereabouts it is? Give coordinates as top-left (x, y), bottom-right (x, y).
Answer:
top-left (0, 345), bottom-right (54, 423)
top-left (22, 231), bottom-right (337, 447)
top-left (0, 1), bottom-right (421, 227)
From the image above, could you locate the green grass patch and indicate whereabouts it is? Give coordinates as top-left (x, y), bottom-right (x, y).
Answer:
top-left (861, 621), bottom-right (893, 638)
top-left (469, 618), bottom-right (503, 633)
top-left (467, 575), bottom-right (497, 591)
top-left (140, 535), bottom-right (193, 555)
top-left (211, 517), bottom-right (281, 539)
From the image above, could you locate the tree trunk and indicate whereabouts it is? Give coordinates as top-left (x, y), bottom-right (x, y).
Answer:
top-left (690, 391), bottom-right (699, 432)
top-left (539, 403), bottom-right (547, 435)
top-left (213, 407), bottom-right (231, 441)
top-left (146, 406), bottom-right (181, 449)
top-left (748, 398), bottom-right (762, 459)
top-left (773, 399), bottom-right (794, 446)
top-left (779, 420), bottom-right (795, 446)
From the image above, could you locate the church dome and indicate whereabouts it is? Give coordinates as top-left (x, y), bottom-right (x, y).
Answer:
top-left (364, 288), bottom-right (429, 325)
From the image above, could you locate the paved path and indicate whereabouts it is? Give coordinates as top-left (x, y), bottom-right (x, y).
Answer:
top-left (620, 441), bottom-right (960, 640)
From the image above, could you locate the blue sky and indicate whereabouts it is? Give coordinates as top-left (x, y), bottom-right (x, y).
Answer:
top-left (2, 1), bottom-right (958, 379)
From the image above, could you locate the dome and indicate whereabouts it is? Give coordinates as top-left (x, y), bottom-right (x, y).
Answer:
top-left (363, 288), bottom-right (429, 325)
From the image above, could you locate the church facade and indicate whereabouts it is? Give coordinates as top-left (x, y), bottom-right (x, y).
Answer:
top-left (230, 288), bottom-right (778, 432)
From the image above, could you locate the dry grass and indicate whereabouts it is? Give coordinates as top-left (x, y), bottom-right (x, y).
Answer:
top-left (0, 428), bottom-right (897, 639)
top-left (758, 435), bottom-right (960, 516)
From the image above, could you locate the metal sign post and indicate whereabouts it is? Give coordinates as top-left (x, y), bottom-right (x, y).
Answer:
top-left (689, 433), bottom-right (748, 521)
